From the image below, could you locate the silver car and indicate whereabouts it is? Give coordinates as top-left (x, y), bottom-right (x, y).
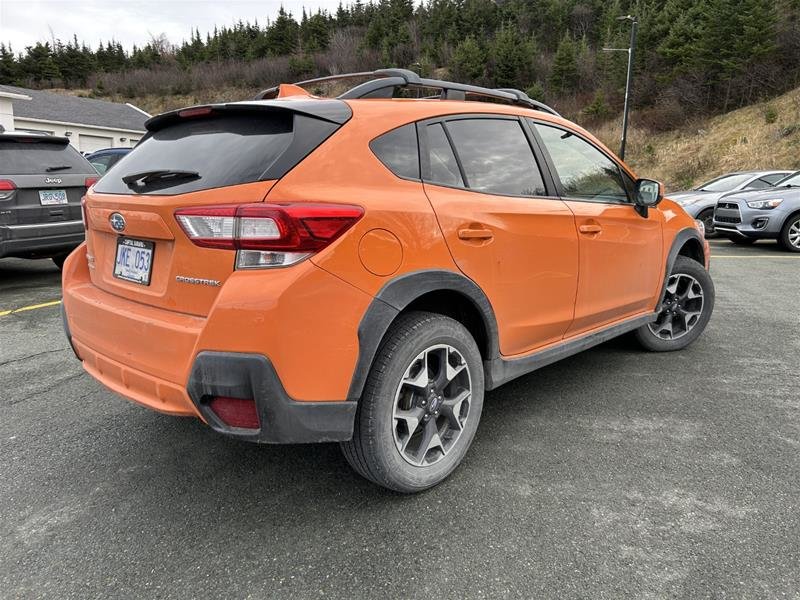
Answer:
top-left (670, 171), bottom-right (792, 237)
top-left (713, 170), bottom-right (800, 252)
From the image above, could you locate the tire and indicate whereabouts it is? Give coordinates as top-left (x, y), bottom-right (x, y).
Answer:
top-left (778, 213), bottom-right (800, 253)
top-left (697, 208), bottom-right (718, 239)
top-left (51, 253), bottom-right (69, 270)
top-left (726, 235), bottom-right (756, 245)
top-left (634, 256), bottom-right (714, 352)
top-left (340, 311), bottom-right (484, 493)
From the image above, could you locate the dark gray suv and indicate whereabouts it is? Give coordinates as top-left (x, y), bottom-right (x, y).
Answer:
top-left (0, 132), bottom-right (96, 268)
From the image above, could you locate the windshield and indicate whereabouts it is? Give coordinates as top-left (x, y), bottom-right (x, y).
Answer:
top-left (697, 173), bottom-right (753, 192)
top-left (775, 171), bottom-right (800, 188)
top-left (0, 140), bottom-right (93, 175)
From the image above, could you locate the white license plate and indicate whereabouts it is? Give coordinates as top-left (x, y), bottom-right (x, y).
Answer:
top-left (113, 238), bottom-right (155, 285)
top-left (39, 189), bottom-right (68, 205)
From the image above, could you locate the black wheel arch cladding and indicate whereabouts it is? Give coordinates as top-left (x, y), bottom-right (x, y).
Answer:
top-left (345, 270), bottom-right (499, 401)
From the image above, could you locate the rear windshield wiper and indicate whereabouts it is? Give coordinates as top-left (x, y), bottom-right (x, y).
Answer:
top-left (46, 165), bottom-right (73, 172)
top-left (122, 169), bottom-right (201, 188)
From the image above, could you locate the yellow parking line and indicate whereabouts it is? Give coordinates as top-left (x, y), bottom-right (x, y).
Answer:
top-left (0, 299), bottom-right (62, 317)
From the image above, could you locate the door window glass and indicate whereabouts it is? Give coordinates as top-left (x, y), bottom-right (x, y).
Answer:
top-left (445, 119), bottom-right (546, 196)
top-left (425, 123), bottom-right (463, 187)
top-left (534, 122), bottom-right (630, 203)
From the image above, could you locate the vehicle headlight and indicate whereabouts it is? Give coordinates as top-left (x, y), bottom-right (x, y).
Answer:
top-left (746, 198), bottom-right (782, 209)
top-left (694, 219), bottom-right (705, 236)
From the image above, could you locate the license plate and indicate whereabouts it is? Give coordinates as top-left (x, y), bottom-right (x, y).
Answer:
top-left (39, 189), bottom-right (68, 205)
top-left (113, 238), bottom-right (154, 285)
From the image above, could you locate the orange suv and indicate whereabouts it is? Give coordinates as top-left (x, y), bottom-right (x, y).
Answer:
top-left (62, 70), bottom-right (714, 492)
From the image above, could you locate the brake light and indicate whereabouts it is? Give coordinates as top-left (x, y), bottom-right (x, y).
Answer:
top-left (85, 176), bottom-right (99, 188)
top-left (178, 107), bottom-right (214, 119)
top-left (208, 396), bottom-right (260, 429)
top-left (0, 179), bottom-right (15, 200)
top-left (80, 197), bottom-right (90, 229)
top-left (175, 203), bottom-right (364, 268)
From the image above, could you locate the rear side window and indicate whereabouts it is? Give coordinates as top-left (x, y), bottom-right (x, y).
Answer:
top-left (534, 122), bottom-right (630, 203)
top-left (94, 111), bottom-right (338, 195)
top-left (0, 140), bottom-right (93, 175)
top-left (446, 119), bottom-right (546, 196)
top-left (370, 124), bottom-right (419, 180)
top-left (425, 123), bottom-right (463, 187)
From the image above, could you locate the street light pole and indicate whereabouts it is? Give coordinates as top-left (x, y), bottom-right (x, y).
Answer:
top-left (603, 15), bottom-right (638, 160)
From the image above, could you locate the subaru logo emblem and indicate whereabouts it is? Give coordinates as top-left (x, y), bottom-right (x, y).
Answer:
top-left (109, 212), bottom-right (126, 232)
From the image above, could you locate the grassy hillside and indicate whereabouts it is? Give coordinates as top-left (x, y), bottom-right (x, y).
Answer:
top-left (56, 84), bottom-right (800, 192)
top-left (595, 86), bottom-right (800, 191)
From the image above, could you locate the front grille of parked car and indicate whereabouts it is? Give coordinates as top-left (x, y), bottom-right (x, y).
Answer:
top-left (715, 201), bottom-right (742, 224)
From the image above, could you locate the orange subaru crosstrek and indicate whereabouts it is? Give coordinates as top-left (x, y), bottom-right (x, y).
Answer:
top-left (62, 70), bottom-right (713, 492)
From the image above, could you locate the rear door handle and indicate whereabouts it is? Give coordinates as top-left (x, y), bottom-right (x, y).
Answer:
top-left (578, 224), bottom-right (602, 234)
top-left (458, 227), bottom-right (494, 240)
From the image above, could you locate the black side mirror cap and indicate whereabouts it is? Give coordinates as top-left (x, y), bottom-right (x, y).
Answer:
top-left (634, 178), bottom-right (663, 217)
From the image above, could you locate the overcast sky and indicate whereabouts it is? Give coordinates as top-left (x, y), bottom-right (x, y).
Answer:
top-left (1, 0), bottom-right (346, 52)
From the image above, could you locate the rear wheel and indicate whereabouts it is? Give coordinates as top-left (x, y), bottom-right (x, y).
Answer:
top-left (341, 311), bottom-right (484, 493)
top-left (778, 214), bottom-right (800, 252)
top-left (634, 256), bottom-right (714, 352)
top-left (727, 235), bottom-right (756, 245)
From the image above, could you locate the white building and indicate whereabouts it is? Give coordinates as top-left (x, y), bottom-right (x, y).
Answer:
top-left (0, 84), bottom-right (148, 152)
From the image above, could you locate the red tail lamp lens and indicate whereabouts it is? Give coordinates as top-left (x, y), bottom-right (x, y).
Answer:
top-left (208, 396), bottom-right (260, 429)
top-left (85, 176), bottom-right (99, 188)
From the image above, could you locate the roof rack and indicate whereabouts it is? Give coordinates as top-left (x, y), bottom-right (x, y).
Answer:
top-left (254, 69), bottom-right (560, 116)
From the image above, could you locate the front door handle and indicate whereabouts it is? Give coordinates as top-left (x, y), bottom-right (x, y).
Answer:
top-left (578, 224), bottom-right (602, 234)
top-left (458, 227), bottom-right (494, 240)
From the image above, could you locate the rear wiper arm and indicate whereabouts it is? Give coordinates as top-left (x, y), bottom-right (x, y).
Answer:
top-left (122, 169), bottom-right (200, 187)
top-left (46, 165), bottom-right (72, 172)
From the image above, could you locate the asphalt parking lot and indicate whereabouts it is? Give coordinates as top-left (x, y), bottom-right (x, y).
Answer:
top-left (1, 240), bottom-right (798, 599)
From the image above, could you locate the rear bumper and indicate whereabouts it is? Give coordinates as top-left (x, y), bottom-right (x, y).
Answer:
top-left (0, 220), bottom-right (84, 258)
top-left (61, 244), bottom-right (367, 443)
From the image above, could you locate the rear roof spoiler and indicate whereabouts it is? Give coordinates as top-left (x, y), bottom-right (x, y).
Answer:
top-left (145, 99), bottom-right (352, 132)
top-left (0, 132), bottom-right (70, 144)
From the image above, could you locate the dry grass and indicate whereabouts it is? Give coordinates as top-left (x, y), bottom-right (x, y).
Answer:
top-left (592, 87), bottom-right (800, 191)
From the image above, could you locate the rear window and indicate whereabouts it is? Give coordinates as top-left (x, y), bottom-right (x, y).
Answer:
top-left (94, 111), bottom-right (335, 195)
top-left (0, 140), bottom-right (93, 175)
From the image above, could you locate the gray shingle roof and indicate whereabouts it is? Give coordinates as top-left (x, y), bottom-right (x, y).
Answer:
top-left (0, 84), bottom-right (148, 132)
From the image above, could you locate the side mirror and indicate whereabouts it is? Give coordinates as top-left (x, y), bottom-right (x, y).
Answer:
top-left (634, 178), bottom-right (663, 217)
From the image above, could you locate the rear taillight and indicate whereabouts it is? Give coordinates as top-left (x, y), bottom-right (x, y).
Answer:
top-left (175, 203), bottom-right (364, 269)
top-left (0, 179), bottom-right (15, 200)
top-left (80, 197), bottom-right (90, 230)
top-left (208, 396), bottom-right (260, 429)
top-left (85, 176), bottom-right (99, 188)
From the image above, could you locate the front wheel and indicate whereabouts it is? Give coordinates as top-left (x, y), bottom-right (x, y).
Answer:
top-left (697, 208), bottom-right (718, 238)
top-left (778, 214), bottom-right (800, 252)
top-left (634, 256), bottom-right (714, 352)
top-left (341, 311), bottom-right (484, 493)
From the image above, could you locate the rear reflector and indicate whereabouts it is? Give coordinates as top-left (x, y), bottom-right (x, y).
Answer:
top-left (175, 203), bottom-right (364, 268)
top-left (208, 396), bottom-right (260, 429)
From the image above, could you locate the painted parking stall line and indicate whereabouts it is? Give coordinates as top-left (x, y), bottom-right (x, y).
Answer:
top-left (0, 299), bottom-right (62, 317)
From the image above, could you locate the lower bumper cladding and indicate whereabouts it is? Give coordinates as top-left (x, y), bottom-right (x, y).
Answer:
top-left (187, 351), bottom-right (357, 444)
